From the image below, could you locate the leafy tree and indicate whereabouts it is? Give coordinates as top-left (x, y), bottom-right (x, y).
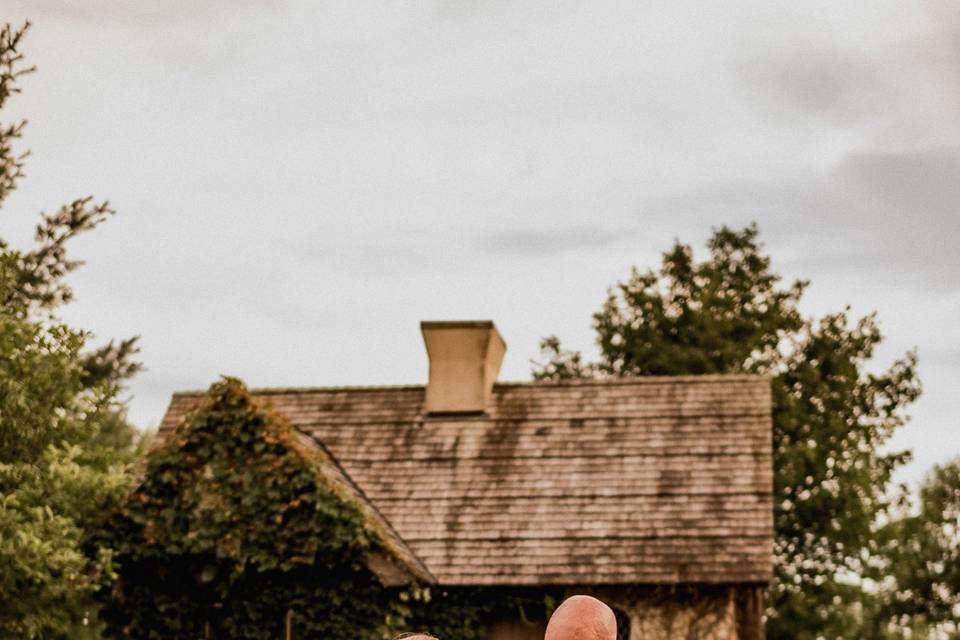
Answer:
top-left (532, 225), bottom-right (921, 638)
top-left (0, 22), bottom-right (142, 638)
top-left (98, 378), bottom-right (411, 639)
top-left (872, 458), bottom-right (960, 638)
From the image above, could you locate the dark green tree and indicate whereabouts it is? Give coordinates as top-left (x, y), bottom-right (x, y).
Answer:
top-left (0, 22), bottom-right (143, 638)
top-left (532, 225), bottom-right (921, 638)
top-left (872, 458), bottom-right (960, 638)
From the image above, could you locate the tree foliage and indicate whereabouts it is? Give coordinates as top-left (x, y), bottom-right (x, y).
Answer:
top-left (0, 21), bottom-right (142, 639)
top-left (97, 378), bottom-right (410, 639)
top-left (872, 458), bottom-right (960, 637)
top-left (532, 225), bottom-right (921, 638)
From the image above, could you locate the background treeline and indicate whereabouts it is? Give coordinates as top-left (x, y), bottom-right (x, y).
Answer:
top-left (1, 22), bottom-right (957, 639)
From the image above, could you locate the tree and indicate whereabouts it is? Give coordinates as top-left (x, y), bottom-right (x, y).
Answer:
top-left (872, 458), bottom-right (960, 638)
top-left (0, 22), bottom-right (143, 638)
top-left (532, 225), bottom-right (921, 638)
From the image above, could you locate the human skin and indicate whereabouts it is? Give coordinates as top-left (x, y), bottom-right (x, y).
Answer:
top-left (544, 595), bottom-right (617, 640)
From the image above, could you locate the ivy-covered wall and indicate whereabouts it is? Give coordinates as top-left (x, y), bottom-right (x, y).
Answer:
top-left (95, 379), bottom-right (408, 639)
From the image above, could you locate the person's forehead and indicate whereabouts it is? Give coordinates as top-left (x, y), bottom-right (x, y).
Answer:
top-left (546, 596), bottom-right (617, 640)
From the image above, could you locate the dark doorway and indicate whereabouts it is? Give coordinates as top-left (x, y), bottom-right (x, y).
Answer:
top-left (613, 607), bottom-right (631, 640)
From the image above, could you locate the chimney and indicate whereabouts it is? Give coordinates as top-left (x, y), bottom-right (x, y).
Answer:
top-left (421, 320), bottom-right (506, 414)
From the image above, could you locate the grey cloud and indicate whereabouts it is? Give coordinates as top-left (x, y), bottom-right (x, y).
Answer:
top-left (645, 146), bottom-right (960, 290)
top-left (303, 242), bottom-right (438, 275)
top-left (736, 3), bottom-right (960, 134)
top-left (827, 149), bottom-right (960, 288)
top-left (737, 48), bottom-right (888, 123)
top-left (477, 224), bottom-right (626, 256)
top-left (845, 149), bottom-right (960, 221)
top-left (13, 0), bottom-right (287, 74)
top-left (23, 0), bottom-right (283, 25)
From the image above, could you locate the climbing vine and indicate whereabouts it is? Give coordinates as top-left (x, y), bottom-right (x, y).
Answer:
top-left (95, 378), bottom-right (407, 639)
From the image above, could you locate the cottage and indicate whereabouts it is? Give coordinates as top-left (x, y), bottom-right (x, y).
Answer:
top-left (158, 321), bottom-right (773, 639)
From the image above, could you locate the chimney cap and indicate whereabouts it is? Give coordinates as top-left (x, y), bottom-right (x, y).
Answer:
top-left (420, 320), bottom-right (495, 330)
top-left (420, 320), bottom-right (506, 414)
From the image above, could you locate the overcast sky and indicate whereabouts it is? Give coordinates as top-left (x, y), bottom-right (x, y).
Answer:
top-left (1, 1), bottom-right (957, 487)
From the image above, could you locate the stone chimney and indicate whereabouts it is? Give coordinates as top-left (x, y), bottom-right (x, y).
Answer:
top-left (421, 320), bottom-right (506, 414)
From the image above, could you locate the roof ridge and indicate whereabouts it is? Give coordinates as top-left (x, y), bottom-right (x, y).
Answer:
top-left (170, 373), bottom-right (769, 397)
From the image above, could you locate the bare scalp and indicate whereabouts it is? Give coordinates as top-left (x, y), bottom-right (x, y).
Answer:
top-left (545, 595), bottom-right (617, 640)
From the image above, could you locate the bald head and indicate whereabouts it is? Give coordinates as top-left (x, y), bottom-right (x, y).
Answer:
top-left (545, 595), bottom-right (617, 640)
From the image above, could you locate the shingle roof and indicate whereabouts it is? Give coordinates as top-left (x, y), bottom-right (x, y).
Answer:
top-left (158, 375), bottom-right (773, 586)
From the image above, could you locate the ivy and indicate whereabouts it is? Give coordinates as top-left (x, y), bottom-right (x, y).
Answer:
top-left (95, 378), bottom-right (406, 639)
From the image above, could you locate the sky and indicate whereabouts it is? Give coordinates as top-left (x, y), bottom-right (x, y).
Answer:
top-left (0, 1), bottom-right (957, 488)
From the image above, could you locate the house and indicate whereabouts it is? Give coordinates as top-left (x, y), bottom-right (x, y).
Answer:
top-left (158, 321), bottom-right (773, 639)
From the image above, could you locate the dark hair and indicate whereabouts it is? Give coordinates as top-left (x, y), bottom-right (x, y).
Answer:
top-left (392, 634), bottom-right (438, 640)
